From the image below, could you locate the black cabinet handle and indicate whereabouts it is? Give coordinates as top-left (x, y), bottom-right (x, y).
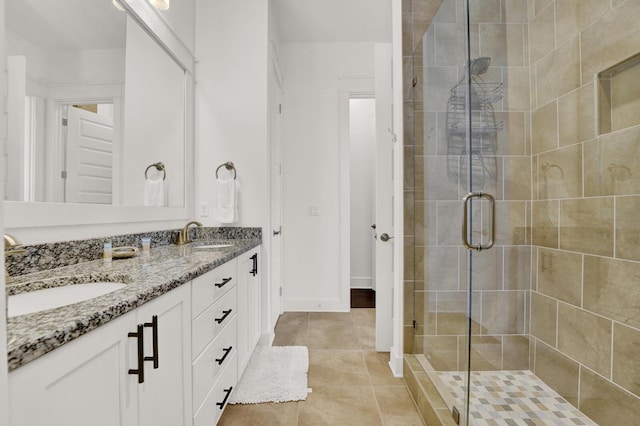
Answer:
top-left (250, 253), bottom-right (258, 276)
top-left (215, 277), bottom-right (232, 288)
top-left (216, 386), bottom-right (234, 409)
top-left (215, 309), bottom-right (232, 324)
top-left (128, 324), bottom-right (145, 383)
top-left (144, 315), bottom-right (159, 369)
top-left (215, 346), bottom-right (233, 365)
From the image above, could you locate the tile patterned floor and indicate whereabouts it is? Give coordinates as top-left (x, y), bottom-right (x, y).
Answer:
top-left (218, 309), bottom-right (424, 425)
top-left (437, 370), bottom-right (597, 426)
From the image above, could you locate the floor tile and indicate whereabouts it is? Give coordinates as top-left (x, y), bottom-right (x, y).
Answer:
top-left (308, 350), bottom-right (369, 387)
top-left (306, 324), bottom-right (361, 350)
top-left (374, 386), bottom-right (424, 425)
top-left (218, 401), bottom-right (299, 426)
top-left (364, 351), bottom-right (404, 386)
top-left (297, 386), bottom-right (383, 426)
top-left (308, 312), bottom-right (353, 327)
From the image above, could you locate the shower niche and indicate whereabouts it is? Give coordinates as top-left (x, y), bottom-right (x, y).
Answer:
top-left (598, 52), bottom-right (640, 135)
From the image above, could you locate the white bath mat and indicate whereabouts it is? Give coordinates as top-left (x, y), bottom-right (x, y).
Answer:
top-left (229, 345), bottom-right (310, 404)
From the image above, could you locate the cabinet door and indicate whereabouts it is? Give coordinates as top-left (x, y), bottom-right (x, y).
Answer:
top-left (135, 284), bottom-right (192, 426)
top-left (236, 247), bottom-right (261, 375)
top-left (9, 312), bottom-right (137, 426)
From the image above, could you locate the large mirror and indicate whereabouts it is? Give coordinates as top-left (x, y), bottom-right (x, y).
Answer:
top-left (4, 0), bottom-right (186, 208)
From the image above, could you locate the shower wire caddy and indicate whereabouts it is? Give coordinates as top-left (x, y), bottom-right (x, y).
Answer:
top-left (446, 79), bottom-right (503, 186)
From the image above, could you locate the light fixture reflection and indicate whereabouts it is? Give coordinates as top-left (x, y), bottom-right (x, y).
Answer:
top-left (112, 0), bottom-right (125, 11)
top-left (149, 0), bottom-right (170, 10)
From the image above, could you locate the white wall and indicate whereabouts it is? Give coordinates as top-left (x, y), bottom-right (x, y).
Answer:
top-left (281, 42), bottom-right (375, 311)
top-left (349, 98), bottom-right (376, 289)
top-left (194, 0), bottom-right (274, 335)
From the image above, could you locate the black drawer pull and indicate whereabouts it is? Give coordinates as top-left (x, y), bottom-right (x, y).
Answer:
top-left (215, 309), bottom-right (232, 324)
top-left (215, 277), bottom-right (232, 288)
top-left (216, 386), bottom-right (234, 409)
top-left (143, 315), bottom-right (159, 369)
top-left (250, 254), bottom-right (258, 276)
top-left (128, 324), bottom-right (145, 383)
top-left (215, 346), bottom-right (233, 365)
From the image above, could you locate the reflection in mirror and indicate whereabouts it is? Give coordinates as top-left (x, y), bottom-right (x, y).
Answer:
top-left (4, 0), bottom-right (186, 208)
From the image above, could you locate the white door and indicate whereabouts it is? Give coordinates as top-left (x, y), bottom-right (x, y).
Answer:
top-left (65, 105), bottom-right (114, 204)
top-left (269, 56), bottom-right (284, 327)
top-left (374, 44), bottom-right (394, 351)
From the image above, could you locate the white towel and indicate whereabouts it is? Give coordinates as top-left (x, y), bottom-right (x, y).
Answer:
top-left (144, 178), bottom-right (166, 206)
top-left (213, 176), bottom-right (237, 223)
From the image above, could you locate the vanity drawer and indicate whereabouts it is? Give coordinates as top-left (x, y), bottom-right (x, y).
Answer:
top-left (191, 259), bottom-right (237, 319)
top-left (192, 315), bottom-right (236, 413)
top-left (192, 286), bottom-right (237, 358)
top-left (193, 352), bottom-right (237, 426)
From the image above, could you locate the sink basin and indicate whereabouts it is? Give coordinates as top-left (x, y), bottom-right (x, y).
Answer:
top-left (8, 282), bottom-right (127, 318)
top-left (191, 243), bottom-right (233, 249)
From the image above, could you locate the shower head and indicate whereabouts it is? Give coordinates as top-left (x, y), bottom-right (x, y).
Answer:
top-left (470, 57), bottom-right (491, 75)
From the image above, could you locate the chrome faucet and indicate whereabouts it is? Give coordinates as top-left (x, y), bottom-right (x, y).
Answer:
top-left (4, 234), bottom-right (26, 283)
top-left (175, 221), bottom-right (203, 245)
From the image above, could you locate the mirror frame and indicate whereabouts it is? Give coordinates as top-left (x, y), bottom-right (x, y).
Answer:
top-left (4, 0), bottom-right (195, 229)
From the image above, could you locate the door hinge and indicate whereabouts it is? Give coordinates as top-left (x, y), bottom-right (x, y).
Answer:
top-left (61, 118), bottom-right (68, 126)
top-left (412, 320), bottom-right (417, 329)
top-left (61, 171), bottom-right (67, 179)
top-left (412, 76), bottom-right (418, 87)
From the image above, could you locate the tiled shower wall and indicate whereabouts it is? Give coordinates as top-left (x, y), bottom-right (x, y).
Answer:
top-left (403, 0), bottom-right (640, 423)
top-left (528, 0), bottom-right (640, 422)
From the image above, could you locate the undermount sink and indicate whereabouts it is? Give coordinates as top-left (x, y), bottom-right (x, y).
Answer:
top-left (8, 282), bottom-right (127, 318)
top-left (191, 242), bottom-right (233, 249)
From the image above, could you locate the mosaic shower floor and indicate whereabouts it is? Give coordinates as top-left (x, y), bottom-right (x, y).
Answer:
top-left (436, 370), bottom-right (596, 426)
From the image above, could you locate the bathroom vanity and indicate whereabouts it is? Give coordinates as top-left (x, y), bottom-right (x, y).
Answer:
top-left (6, 232), bottom-right (261, 426)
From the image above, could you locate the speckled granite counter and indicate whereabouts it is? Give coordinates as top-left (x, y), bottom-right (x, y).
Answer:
top-left (6, 233), bottom-right (261, 371)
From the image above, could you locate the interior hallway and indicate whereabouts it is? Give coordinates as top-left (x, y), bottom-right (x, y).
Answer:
top-left (219, 309), bottom-right (423, 425)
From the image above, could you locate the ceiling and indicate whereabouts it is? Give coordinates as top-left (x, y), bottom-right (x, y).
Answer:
top-left (271, 0), bottom-right (392, 43)
top-left (6, 0), bottom-right (126, 52)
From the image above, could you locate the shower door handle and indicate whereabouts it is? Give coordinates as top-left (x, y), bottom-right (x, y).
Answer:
top-left (462, 191), bottom-right (495, 251)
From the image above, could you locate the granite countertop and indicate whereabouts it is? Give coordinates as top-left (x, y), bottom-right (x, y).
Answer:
top-left (6, 237), bottom-right (261, 371)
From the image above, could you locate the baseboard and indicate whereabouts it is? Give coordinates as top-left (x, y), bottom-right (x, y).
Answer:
top-left (259, 332), bottom-right (274, 346)
top-left (389, 346), bottom-right (404, 378)
top-left (283, 298), bottom-right (348, 312)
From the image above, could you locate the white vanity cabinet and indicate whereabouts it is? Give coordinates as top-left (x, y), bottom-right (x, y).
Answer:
top-left (236, 247), bottom-right (261, 374)
top-left (8, 283), bottom-right (192, 426)
top-left (191, 259), bottom-right (238, 425)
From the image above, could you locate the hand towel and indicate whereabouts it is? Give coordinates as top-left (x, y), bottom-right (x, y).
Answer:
top-left (213, 176), bottom-right (237, 223)
top-left (144, 178), bottom-right (166, 206)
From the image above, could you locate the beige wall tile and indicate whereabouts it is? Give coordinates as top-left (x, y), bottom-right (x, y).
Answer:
top-left (467, 335), bottom-right (503, 370)
top-left (423, 336), bottom-right (459, 370)
top-left (532, 101), bottom-right (558, 154)
top-left (435, 23), bottom-right (466, 66)
top-left (503, 335), bottom-right (530, 369)
top-left (495, 201), bottom-right (528, 245)
top-left (613, 323), bottom-right (640, 398)
top-left (502, 0), bottom-right (529, 23)
top-left (479, 24), bottom-right (525, 67)
top-left (437, 201), bottom-right (462, 246)
top-left (617, 196), bottom-right (640, 261)
top-left (461, 247), bottom-right (503, 291)
top-left (529, 2), bottom-right (555, 64)
top-left (556, 0), bottom-right (610, 46)
top-left (504, 246), bottom-right (531, 290)
top-left (584, 255), bottom-right (640, 330)
top-left (414, 201), bottom-right (436, 246)
top-left (559, 197), bottom-right (614, 256)
top-left (495, 112), bottom-right (527, 155)
top-left (530, 291), bottom-right (557, 346)
top-left (423, 247), bottom-right (460, 290)
top-left (405, 325), bottom-right (415, 354)
top-left (538, 144), bottom-right (583, 199)
top-left (404, 236), bottom-right (415, 280)
top-left (537, 248), bottom-right (582, 306)
top-left (584, 126), bottom-right (640, 197)
top-left (535, 36), bottom-right (581, 106)
top-left (405, 147), bottom-right (416, 190)
top-left (533, 0), bottom-right (552, 17)
top-left (424, 66), bottom-right (461, 111)
top-left (581, 0), bottom-right (640, 84)
top-left (504, 67), bottom-right (531, 111)
top-left (532, 200), bottom-right (559, 248)
top-left (504, 157), bottom-right (531, 200)
top-left (558, 303), bottom-right (612, 377)
top-left (558, 84), bottom-right (595, 146)
top-left (482, 291), bottom-right (526, 334)
top-left (534, 340), bottom-right (580, 407)
top-left (580, 367), bottom-right (640, 425)
top-left (404, 281), bottom-right (416, 325)
top-left (469, 0), bottom-right (501, 23)
top-left (609, 56), bottom-right (640, 132)
top-left (423, 156), bottom-right (460, 200)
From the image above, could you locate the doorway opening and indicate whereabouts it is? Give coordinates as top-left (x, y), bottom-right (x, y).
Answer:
top-left (348, 97), bottom-right (376, 309)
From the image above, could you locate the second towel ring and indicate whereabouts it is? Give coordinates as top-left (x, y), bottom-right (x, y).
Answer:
top-left (216, 161), bottom-right (237, 180)
top-left (145, 162), bottom-right (166, 181)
